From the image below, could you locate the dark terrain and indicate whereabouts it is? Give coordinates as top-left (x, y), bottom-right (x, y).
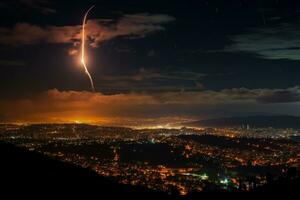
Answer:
top-left (0, 141), bottom-right (171, 199)
top-left (185, 115), bottom-right (300, 129)
top-left (0, 141), bottom-right (299, 198)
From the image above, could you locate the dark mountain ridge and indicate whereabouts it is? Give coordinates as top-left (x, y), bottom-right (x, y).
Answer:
top-left (185, 115), bottom-right (300, 129)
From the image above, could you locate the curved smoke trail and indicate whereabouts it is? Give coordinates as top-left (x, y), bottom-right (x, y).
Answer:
top-left (81, 5), bottom-right (95, 92)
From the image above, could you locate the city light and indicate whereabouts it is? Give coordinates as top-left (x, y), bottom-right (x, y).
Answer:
top-left (1, 123), bottom-right (299, 194)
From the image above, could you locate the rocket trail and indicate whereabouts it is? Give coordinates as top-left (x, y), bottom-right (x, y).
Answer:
top-left (81, 5), bottom-right (95, 92)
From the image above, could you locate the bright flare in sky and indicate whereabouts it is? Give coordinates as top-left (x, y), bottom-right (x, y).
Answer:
top-left (81, 5), bottom-right (95, 92)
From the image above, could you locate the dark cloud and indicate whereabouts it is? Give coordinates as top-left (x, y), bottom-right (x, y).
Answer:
top-left (0, 13), bottom-right (175, 47)
top-left (225, 21), bottom-right (300, 60)
top-left (0, 23), bottom-right (80, 45)
top-left (1, 0), bottom-right (56, 15)
top-left (147, 50), bottom-right (156, 57)
top-left (257, 88), bottom-right (300, 104)
top-left (94, 68), bottom-right (206, 93)
top-left (20, 0), bottom-right (56, 14)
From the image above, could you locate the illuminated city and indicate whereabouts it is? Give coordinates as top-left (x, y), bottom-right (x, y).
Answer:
top-left (0, 0), bottom-right (300, 197)
top-left (1, 123), bottom-right (299, 194)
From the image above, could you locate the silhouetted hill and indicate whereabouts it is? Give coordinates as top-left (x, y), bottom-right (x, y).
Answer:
top-left (185, 115), bottom-right (300, 129)
top-left (0, 141), bottom-right (171, 199)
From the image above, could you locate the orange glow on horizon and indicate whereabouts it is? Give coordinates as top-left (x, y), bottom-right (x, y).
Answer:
top-left (1, 117), bottom-right (193, 129)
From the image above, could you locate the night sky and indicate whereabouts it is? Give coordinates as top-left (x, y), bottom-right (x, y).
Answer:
top-left (0, 0), bottom-right (300, 126)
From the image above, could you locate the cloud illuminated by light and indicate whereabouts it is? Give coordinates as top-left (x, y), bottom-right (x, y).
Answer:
top-left (1, 87), bottom-right (300, 126)
top-left (0, 13), bottom-right (175, 48)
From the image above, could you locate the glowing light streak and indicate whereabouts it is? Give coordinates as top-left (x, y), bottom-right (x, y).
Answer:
top-left (81, 5), bottom-right (95, 92)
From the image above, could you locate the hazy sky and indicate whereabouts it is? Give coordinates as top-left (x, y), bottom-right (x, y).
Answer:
top-left (0, 0), bottom-right (300, 126)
